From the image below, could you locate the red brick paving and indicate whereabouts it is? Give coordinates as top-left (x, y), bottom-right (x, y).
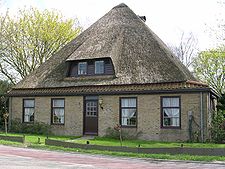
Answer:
top-left (0, 145), bottom-right (225, 169)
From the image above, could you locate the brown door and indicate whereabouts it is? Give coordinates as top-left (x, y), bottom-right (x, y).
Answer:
top-left (84, 96), bottom-right (98, 135)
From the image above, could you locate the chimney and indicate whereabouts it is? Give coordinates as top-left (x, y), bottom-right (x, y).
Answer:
top-left (138, 16), bottom-right (146, 22)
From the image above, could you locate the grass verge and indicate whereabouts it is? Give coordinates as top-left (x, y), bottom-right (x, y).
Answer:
top-left (69, 137), bottom-right (225, 148)
top-left (0, 132), bottom-right (225, 162)
top-left (30, 144), bottom-right (225, 162)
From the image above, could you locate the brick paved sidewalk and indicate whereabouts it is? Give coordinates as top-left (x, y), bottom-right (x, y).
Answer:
top-left (0, 145), bottom-right (225, 169)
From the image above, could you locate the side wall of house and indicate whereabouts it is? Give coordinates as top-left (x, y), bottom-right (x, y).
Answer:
top-left (9, 92), bottom-right (210, 141)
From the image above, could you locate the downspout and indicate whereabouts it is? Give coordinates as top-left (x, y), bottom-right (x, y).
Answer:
top-left (8, 97), bottom-right (12, 130)
top-left (200, 92), bottom-right (204, 142)
top-left (208, 92), bottom-right (211, 140)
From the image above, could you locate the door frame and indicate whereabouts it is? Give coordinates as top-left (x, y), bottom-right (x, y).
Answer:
top-left (83, 96), bottom-right (99, 135)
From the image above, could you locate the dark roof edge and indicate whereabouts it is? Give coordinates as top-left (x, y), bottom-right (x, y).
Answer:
top-left (8, 88), bottom-right (212, 97)
top-left (11, 80), bottom-right (207, 91)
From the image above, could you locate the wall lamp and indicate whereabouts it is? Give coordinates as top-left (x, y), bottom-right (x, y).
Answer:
top-left (99, 98), bottom-right (104, 109)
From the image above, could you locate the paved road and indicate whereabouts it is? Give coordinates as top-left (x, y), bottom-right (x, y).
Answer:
top-left (0, 145), bottom-right (225, 169)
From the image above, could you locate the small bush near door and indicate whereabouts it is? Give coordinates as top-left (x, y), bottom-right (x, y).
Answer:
top-left (10, 118), bottom-right (51, 135)
top-left (105, 127), bottom-right (142, 140)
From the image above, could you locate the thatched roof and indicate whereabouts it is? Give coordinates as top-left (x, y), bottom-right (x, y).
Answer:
top-left (14, 3), bottom-right (197, 89)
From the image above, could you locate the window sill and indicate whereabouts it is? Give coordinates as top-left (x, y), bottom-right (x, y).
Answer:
top-left (121, 125), bottom-right (137, 128)
top-left (51, 123), bottom-right (64, 126)
top-left (22, 121), bottom-right (34, 124)
top-left (161, 126), bottom-right (181, 129)
top-left (64, 75), bottom-right (115, 81)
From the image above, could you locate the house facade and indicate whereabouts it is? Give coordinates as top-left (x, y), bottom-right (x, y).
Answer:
top-left (8, 4), bottom-right (216, 142)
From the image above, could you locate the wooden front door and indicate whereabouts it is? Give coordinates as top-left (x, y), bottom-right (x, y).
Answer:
top-left (84, 96), bottom-right (98, 135)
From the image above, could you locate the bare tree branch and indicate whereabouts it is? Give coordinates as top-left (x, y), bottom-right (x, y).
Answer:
top-left (168, 32), bottom-right (199, 69)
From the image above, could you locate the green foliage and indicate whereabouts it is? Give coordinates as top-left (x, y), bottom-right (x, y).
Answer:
top-left (0, 80), bottom-right (11, 130)
top-left (217, 94), bottom-right (225, 111)
top-left (0, 80), bottom-right (11, 95)
top-left (10, 119), bottom-right (51, 135)
top-left (211, 110), bottom-right (225, 143)
top-left (193, 48), bottom-right (225, 96)
top-left (0, 7), bottom-right (81, 84)
top-left (105, 127), bottom-right (142, 140)
top-left (192, 131), bottom-right (200, 143)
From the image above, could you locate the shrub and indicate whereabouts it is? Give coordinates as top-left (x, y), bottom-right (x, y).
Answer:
top-left (105, 127), bottom-right (142, 140)
top-left (211, 110), bottom-right (225, 143)
top-left (10, 118), bottom-right (51, 135)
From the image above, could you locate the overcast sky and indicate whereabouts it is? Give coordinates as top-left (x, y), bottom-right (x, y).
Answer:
top-left (1, 0), bottom-right (225, 50)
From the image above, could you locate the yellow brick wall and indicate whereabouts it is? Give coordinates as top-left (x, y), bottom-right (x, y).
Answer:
top-left (9, 92), bottom-right (210, 141)
top-left (98, 93), bottom-right (204, 142)
top-left (10, 96), bottom-right (83, 136)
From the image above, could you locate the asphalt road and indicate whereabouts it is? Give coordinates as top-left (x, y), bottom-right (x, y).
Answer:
top-left (0, 145), bottom-right (225, 169)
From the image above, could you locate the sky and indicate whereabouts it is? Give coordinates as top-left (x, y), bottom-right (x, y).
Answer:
top-left (1, 0), bottom-right (225, 50)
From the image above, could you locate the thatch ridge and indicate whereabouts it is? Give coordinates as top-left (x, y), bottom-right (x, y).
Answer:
top-left (14, 3), bottom-right (197, 89)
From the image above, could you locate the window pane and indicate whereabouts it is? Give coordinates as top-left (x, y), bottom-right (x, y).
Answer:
top-left (86, 101), bottom-right (97, 117)
top-left (122, 109), bottom-right (136, 118)
top-left (121, 109), bottom-right (136, 126)
top-left (53, 99), bottom-right (64, 107)
top-left (163, 117), bottom-right (180, 127)
top-left (163, 108), bottom-right (180, 127)
top-left (24, 108), bottom-right (34, 122)
top-left (163, 98), bottom-right (179, 107)
top-left (95, 61), bottom-right (104, 74)
top-left (163, 108), bottom-right (179, 117)
top-left (78, 62), bottom-right (87, 75)
top-left (52, 99), bottom-right (65, 124)
top-left (24, 100), bottom-right (34, 107)
top-left (121, 98), bottom-right (136, 107)
top-left (53, 108), bottom-right (64, 124)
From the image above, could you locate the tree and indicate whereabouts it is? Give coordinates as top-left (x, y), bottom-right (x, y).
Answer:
top-left (193, 48), bottom-right (225, 96)
top-left (211, 109), bottom-right (225, 143)
top-left (0, 80), bottom-right (11, 131)
top-left (168, 32), bottom-right (199, 68)
top-left (0, 8), bottom-right (81, 84)
top-left (217, 94), bottom-right (225, 111)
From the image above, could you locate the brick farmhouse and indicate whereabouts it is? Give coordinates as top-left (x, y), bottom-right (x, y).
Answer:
top-left (8, 4), bottom-right (217, 142)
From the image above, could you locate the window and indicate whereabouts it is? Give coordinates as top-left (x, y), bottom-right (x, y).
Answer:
top-left (23, 99), bottom-right (35, 123)
top-left (67, 58), bottom-right (114, 77)
top-left (86, 101), bottom-right (98, 117)
top-left (51, 99), bottom-right (65, 124)
top-left (161, 97), bottom-right (180, 128)
top-left (78, 62), bottom-right (87, 75)
top-left (120, 98), bottom-right (137, 127)
top-left (95, 61), bottom-right (104, 74)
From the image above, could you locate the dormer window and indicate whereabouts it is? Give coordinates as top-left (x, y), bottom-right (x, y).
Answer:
top-left (78, 62), bottom-right (87, 75)
top-left (67, 58), bottom-right (114, 77)
top-left (95, 61), bottom-right (104, 74)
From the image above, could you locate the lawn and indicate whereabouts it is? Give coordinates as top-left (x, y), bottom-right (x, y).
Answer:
top-left (0, 132), bottom-right (225, 162)
top-left (0, 132), bottom-right (79, 145)
top-left (70, 137), bottom-right (225, 148)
